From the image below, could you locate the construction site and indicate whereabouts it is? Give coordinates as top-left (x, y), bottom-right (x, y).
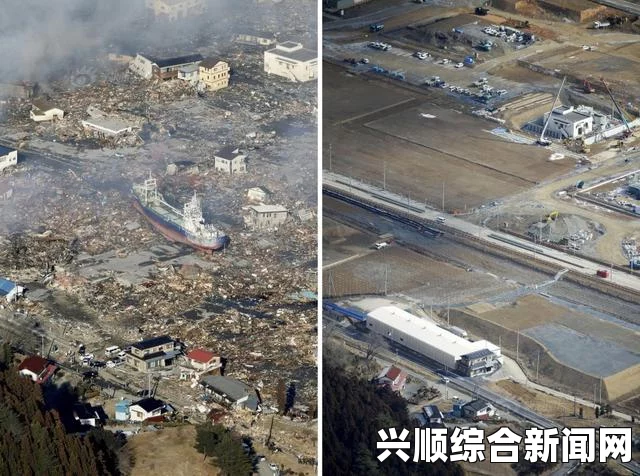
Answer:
top-left (0, 0), bottom-right (317, 472)
top-left (323, 0), bottom-right (640, 461)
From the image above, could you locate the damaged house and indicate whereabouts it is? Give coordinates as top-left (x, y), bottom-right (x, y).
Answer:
top-left (247, 186), bottom-right (271, 203)
top-left (246, 204), bottom-right (289, 230)
top-left (200, 375), bottom-right (261, 412)
top-left (18, 355), bottom-right (57, 384)
top-left (198, 58), bottom-right (230, 92)
top-left (81, 117), bottom-right (133, 138)
top-left (234, 31), bottom-right (277, 47)
top-left (124, 335), bottom-right (180, 372)
top-left (129, 53), bottom-right (203, 81)
top-left (264, 42), bottom-right (317, 82)
top-left (180, 348), bottom-right (221, 380)
top-left (0, 146), bottom-right (18, 172)
top-left (30, 99), bottom-right (64, 122)
top-left (214, 147), bottom-right (246, 175)
top-left (0, 278), bottom-right (24, 302)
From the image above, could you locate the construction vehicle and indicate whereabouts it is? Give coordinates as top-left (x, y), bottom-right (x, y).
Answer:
top-left (545, 210), bottom-right (559, 222)
top-left (538, 76), bottom-right (566, 146)
top-left (370, 23), bottom-right (384, 33)
top-left (601, 77), bottom-right (633, 139)
top-left (475, 7), bottom-right (489, 15)
top-left (583, 80), bottom-right (595, 94)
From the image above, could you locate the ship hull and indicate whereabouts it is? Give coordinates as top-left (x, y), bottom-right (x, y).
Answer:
top-left (133, 198), bottom-right (229, 252)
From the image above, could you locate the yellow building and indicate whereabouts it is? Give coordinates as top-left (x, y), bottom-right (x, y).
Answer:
top-left (199, 58), bottom-right (230, 92)
top-left (146, 0), bottom-right (205, 21)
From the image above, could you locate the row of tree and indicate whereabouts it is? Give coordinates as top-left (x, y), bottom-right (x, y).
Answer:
top-left (0, 344), bottom-right (122, 475)
top-left (194, 423), bottom-right (253, 476)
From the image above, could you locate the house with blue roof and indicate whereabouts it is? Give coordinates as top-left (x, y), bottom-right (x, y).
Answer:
top-left (0, 278), bottom-right (23, 302)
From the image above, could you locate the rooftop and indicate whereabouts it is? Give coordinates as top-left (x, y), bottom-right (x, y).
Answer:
top-left (463, 399), bottom-right (492, 412)
top-left (132, 397), bottom-right (165, 413)
top-left (200, 57), bottom-right (227, 69)
top-left (18, 355), bottom-right (50, 374)
top-left (32, 99), bottom-right (59, 112)
top-left (0, 278), bottom-right (17, 296)
top-left (200, 375), bottom-right (254, 402)
top-left (82, 117), bottom-right (131, 134)
top-left (378, 365), bottom-right (403, 381)
top-left (268, 43), bottom-right (317, 63)
top-left (187, 348), bottom-right (217, 363)
top-left (462, 348), bottom-right (495, 361)
top-left (250, 205), bottom-right (288, 214)
top-left (367, 306), bottom-right (499, 359)
top-left (131, 335), bottom-right (174, 351)
top-left (0, 145), bottom-right (16, 157)
top-left (215, 146), bottom-right (241, 159)
top-left (152, 54), bottom-right (203, 69)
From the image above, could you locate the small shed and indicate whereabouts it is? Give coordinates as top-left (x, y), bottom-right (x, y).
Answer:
top-left (115, 399), bottom-right (132, 421)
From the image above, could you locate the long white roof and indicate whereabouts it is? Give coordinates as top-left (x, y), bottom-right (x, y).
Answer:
top-left (367, 305), bottom-right (497, 358)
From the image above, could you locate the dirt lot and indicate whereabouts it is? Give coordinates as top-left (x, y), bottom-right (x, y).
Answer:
top-left (128, 426), bottom-right (218, 476)
top-left (324, 62), bottom-right (573, 210)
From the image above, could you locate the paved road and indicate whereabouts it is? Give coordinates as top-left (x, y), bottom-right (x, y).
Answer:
top-left (591, 0), bottom-right (640, 15)
top-left (324, 171), bottom-right (640, 292)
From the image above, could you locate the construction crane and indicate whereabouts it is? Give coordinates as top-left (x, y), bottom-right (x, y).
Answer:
top-left (601, 77), bottom-right (632, 138)
top-left (538, 76), bottom-right (566, 146)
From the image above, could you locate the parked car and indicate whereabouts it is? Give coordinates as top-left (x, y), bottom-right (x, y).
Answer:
top-left (90, 360), bottom-right (106, 368)
top-left (455, 62), bottom-right (464, 68)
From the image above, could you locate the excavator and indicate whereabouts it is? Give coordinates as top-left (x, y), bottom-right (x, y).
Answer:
top-left (545, 210), bottom-right (559, 223)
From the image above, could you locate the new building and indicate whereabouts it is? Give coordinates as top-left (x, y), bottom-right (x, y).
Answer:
top-left (264, 42), bottom-right (317, 82)
top-left (214, 147), bottom-right (246, 174)
top-left (81, 118), bottom-right (132, 138)
top-left (18, 355), bottom-right (57, 384)
top-left (30, 99), bottom-right (64, 122)
top-left (456, 348), bottom-right (501, 377)
top-left (246, 205), bottom-right (289, 229)
top-left (544, 106), bottom-right (593, 139)
top-left (375, 365), bottom-right (407, 392)
top-left (0, 277), bottom-right (24, 302)
top-left (366, 306), bottom-right (502, 374)
top-left (129, 53), bottom-right (203, 80)
top-left (125, 335), bottom-right (180, 372)
top-left (0, 146), bottom-right (18, 172)
top-left (129, 397), bottom-right (173, 422)
top-left (461, 400), bottom-right (496, 420)
top-left (199, 58), bottom-right (230, 91)
top-left (200, 375), bottom-right (261, 412)
top-left (145, 0), bottom-right (206, 21)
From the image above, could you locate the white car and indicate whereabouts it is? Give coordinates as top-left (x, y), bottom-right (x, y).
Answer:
top-left (106, 360), bottom-right (116, 368)
top-left (440, 58), bottom-right (450, 64)
top-left (455, 62), bottom-right (464, 68)
top-left (374, 242), bottom-right (389, 250)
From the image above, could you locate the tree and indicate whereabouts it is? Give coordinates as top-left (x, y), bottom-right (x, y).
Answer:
top-left (276, 379), bottom-right (286, 415)
top-left (364, 332), bottom-right (385, 361)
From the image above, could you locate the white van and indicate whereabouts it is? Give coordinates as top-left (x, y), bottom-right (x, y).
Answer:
top-left (105, 345), bottom-right (121, 357)
top-left (436, 216), bottom-right (446, 223)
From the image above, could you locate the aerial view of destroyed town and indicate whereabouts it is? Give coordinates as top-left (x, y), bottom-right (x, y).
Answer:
top-left (0, 0), bottom-right (317, 474)
top-left (322, 0), bottom-right (640, 474)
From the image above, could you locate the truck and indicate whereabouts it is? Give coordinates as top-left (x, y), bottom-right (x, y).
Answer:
top-left (596, 269), bottom-right (610, 278)
top-left (370, 23), bottom-right (384, 32)
top-left (593, 21), bottom-right (610, 29)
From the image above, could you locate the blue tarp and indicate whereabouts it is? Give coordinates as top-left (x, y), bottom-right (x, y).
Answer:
top-left (0, 278), bottom-right (16, 296)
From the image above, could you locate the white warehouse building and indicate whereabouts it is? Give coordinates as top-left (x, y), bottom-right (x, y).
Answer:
top-left (366, 306), bottom-right (502, 374)
top-left (543, 105), bottom-right (593, 139)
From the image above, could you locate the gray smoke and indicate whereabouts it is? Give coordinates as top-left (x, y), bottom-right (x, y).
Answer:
top-left (0, 0), bottom-right (315, 84)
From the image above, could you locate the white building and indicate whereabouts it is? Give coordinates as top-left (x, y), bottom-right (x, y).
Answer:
top-left (81, 118), bottom-right (133, 137)
top-left (544, 106), bottom-right (593, 139)
top-left (366, 306), bottom-right (501, 370)
top-left (177, 64), bottom-right (199, 84)
top-left (0, 146), bottom-right (18, 172)
top-left (264, 42), bottom-right (317, 82)
top-left (214, 147), bottom-right (246, 174)
top-left (128, 398), bottom-right (172, 422)
top-left (246, 205), bottom-right (289, 229)
top-left (30, 99), bottom-right (64, 122)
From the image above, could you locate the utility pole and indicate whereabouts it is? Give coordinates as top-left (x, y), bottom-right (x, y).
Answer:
top-left (329, 143), bottom-right (332, 172)
top-left (516, 330), bottom-right (520, 362)
top-left (447, 297), bottom-right (450, 327)
top-left (442, 181), bottom-right (445, 212)
top-left (384, 265), bottom-right (389, 296)
top-left (599, 377), bottom-right (602, 405)
top-left (536, 350), bottom-right (540, 381)
top-left (593, 383), bottom-right (597, 406)
top-left (383, 161), bottom-right (387, 190)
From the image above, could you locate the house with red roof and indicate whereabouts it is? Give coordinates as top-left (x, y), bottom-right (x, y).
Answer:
top-left (18, 355), bottom-right (57, 384)
top-left (375, 365), bottom-right (407, 392)
top-left (180, 348), bottom-right (221, 380)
